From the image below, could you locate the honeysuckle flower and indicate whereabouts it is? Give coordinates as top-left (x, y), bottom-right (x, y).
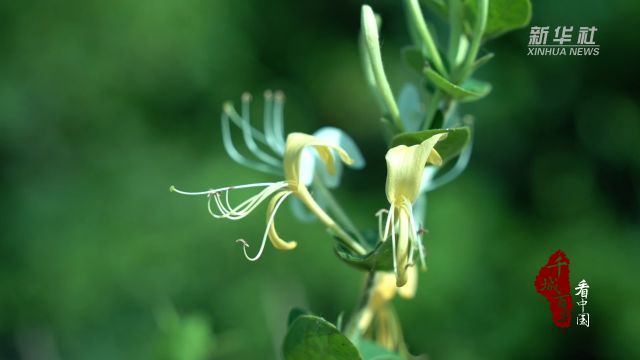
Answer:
top-left (220, 91), bottom-right (365, 221)
top-left (355, 268), bottom-right (417, 336)
top-left (171, 132), bottom-right (361, 261)
top-left (379, 133), bottom-right (447, 286)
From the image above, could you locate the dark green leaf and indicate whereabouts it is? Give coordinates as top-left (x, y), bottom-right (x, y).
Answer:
top-left (465, 0), bottom-right (532, 39)
top-left (402, 47), bottom-right (426, 74)
top-left (459, 79), bottom-right (492, 102)
top-left (473, 52), bottom-right (494, 71)
top-left (430, 109), bottom-right (444, 129)
top-left (283, 315), bottom-right (362, 360)
top-left (288, 307), bottom-right (309, 327)
top-left (334, 238), bottom-right (395, 272)
top-left (424, 68), bottom-right (491, 100)
top-left (389, 127), bottom-right (471, 162)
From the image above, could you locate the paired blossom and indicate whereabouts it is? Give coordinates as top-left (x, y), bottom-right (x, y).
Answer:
top-left (379, 134), bottom-right (447, 286)
top-left (172, 90), bottom-right (447, 287)
top-left (171, 91), bottom-right (364, 261)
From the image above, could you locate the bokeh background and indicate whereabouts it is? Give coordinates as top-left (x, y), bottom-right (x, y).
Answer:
top-left (1, 0), bottom-right (639, 359)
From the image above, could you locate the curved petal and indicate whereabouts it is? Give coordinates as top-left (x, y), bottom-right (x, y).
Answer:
top-left (283, 132), bottom-right (354, 190)
top-left (398, 266), bottom-right (418, 299)
top-left (384, 133), bottom-right (446, 204)
top-left (298, 147), bottom-right (316, 187)
top-left (313, 127), bottom-right (366, 188)
top-left (266, 191), bottom-right (297, 250)
top-left (313, 127), bottom-right (366, 168)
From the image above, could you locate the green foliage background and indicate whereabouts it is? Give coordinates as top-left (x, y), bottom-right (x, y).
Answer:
top-left (1, 0), bottom-right (639, 358)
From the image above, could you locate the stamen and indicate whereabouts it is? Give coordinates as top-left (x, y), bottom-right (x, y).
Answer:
top-left (381, 204), bottom-right (394, 241)
top-left (170, 186), bottom-right (214, 196)
top-left (171, 182), bottom-right (278, 196)
top-left (390, 206), bottom-right (397, 276)
top-left (208, 182), bottom-right (289, 220)
top-left (238, 191), bottom-right (293, 261)
top-left (381, 204), bottom-right (398, 275)
top-left (375, 209), bottom-right (389, 241)
top-left (272, 91), bottom-right (287, 150)
top-left (223, 101), bottom-right (268, 144)
top-left (404, 199), bottom-right (426, 269)
top-left (221, 113), bottom-right (281, 175)
top-left (263, 90), bottom-right (283, 154)
top-left (240, 92), bottom-right (282, 167)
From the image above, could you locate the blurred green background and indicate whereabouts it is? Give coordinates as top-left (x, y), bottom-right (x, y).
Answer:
top-left (1, 0), bottom-right (639, 359)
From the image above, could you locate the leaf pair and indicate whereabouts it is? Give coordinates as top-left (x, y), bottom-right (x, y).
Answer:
top-left (402, 48), bottom-right (491, 103)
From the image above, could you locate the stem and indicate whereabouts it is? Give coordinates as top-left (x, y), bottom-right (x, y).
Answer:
top-left (345, 271), bottom-right (378, 338)
top-left (459, 0), bottom-right (488, 81)
top-left (313, 177), bottom-right (367, 246)
top-left (405, 0), bottom-right (448, 77)
top-left (447, 0), bottom-right (462, 69)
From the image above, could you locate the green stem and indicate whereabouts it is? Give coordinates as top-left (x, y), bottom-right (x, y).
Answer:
top-left (345, 271), bottom-right (377, 339)
top-left (459, 0), bottom-right (488, 81)
top-left (447, 0), bottom-right (462, 69)
top-left (405, 0), bottom-right (448, 77)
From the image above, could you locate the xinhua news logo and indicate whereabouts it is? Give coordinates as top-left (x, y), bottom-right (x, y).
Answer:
top-left (527, 26), bottom-right (599, 56)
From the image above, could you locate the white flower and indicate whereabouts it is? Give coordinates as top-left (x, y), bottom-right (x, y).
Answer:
top-left (219, 91), bottom-right (365, 221)
top-left (171, 131), bottom-right (362, 261)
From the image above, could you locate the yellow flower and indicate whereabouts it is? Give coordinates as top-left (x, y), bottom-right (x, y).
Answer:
top-left (380, 133), bottom-right (447, 286)
top-left (171, 132), bottom-right (358, 261)
top-left (354, 267), bottom-right (418, 334)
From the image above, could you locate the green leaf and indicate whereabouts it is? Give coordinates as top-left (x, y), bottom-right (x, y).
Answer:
top-left (288, 307), bottom-right (309, 327)
top-left (459, 79), bottom-right (492, 102)
top-left (424, 68), bottom-right (491, 100)
top-left (401, 47), bottom-right (425, 74)
top-left (473, 52), bottom-right (494, 71)
top-left (357, 340), bottom-right (403, 360)
top-left (465, 0), bottom-right (532, 39)
top-left (390, 127), bottom-right (471, 162)
top-left (334, 238), bottom-right (395, 272)
top-left (283, 315), bottom-right (362, 360)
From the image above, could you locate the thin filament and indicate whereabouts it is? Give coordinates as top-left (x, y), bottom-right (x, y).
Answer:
top-left (209, 182), bottom-right (288, 220)
top-left (376, 209), bottom-right (389, 241)
top-left (272, 92), bottom-right (286, 151)
top-left (221, 114), bottom-right (281, 175)
top-left (240, 94), bottom-right (282, 166)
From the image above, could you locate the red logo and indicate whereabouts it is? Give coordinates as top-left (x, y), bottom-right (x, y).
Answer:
top-left (534, 250), bottom-right (573, 327)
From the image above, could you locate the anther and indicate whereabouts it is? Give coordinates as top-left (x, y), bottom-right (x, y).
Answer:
top-left (223, 102), bottom-right (235, 115)
top-left (274, 90), bottom-right (285, 102)
top-left (236, 239), bottom-right (250, 247)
